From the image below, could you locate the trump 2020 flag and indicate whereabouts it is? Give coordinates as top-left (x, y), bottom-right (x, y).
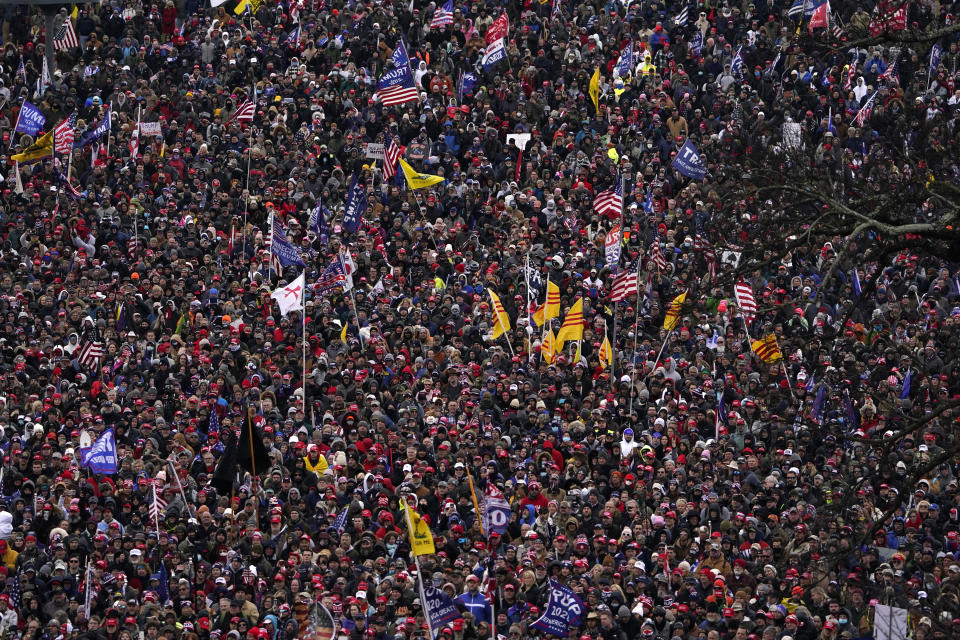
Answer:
top-left (82, 429), bottom-right (118, 474)
top-left (342, 173), bottom-right (367, 234)
top-left (482, 484), bottom-right (511, 536)
top-left (77, 105), bottom-right (111, 148)
top-left (423, 585), bottom-right (463, 631)
top-left (481, 38), bottom-right (508, 71)
top-left (531, 579), bottom-right (586, 636)
top-left (15, 102), bottom-right (46, 137)
top-left (671, 140), bottom-right (707, 181)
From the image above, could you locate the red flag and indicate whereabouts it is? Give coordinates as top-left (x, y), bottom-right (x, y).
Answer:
top-left (485, 11), bottom-right (509, 43)
top-left (808, 1), bottom-right (829, 33)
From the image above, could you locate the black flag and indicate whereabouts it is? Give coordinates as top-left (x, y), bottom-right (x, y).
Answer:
top-left (211, 428), bottom-right (239, 496)
top-left (237, 411), bottom-right (270, 477)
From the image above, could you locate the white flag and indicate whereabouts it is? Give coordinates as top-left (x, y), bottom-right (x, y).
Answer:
top-left (271, 272), bottom-right (305, 316)
top-left (341, 253), bottom-right (357, 292)
top-left (41, 56), bottom-right (52, 94)
top-left (13, 162), bottom-right (22, 195)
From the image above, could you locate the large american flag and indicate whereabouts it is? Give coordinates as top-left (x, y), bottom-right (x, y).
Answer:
top-left (53, 16), bottom-right (80, 52)
top-left (383, 135), bottom-right (401, 181)
top-left (77, 340), bottom-right (104, 370)
top-left (609, 268), bottom-right (638, 302)
top-left (649, 241), bottom-right (667, 271)
top-left (226, 99), bottom-right (255, 125)
top-left (430, 0), bottom-right (454, 28)
top-left (54, 111), bottom-right (78, 155)
top-left (734, 278), bottom-right (757, 324)
top-left (376, 40), bottom-right (419, 106)
top-left (593, 173), bottom-right (623, 217)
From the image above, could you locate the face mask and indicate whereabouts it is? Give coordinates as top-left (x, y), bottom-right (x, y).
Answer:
top-left (839, 619), bottom-right (847, 625)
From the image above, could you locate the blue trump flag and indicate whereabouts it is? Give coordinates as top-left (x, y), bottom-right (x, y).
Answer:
top-left (423, 585), bottom-right (462, 631)
top-left (309, 198), bottom-right (329, 242)
top-left (270, 216), bottom-right (305, 267)
top-left (76, 106), bottom-right (111, 148)
top-left (531, 579), bottom-right (585, 636)
top-left (671, 140), bottom-right (707, 181)
top-left (900, 369), bottom-right (911, 399)
top-left (342, 173), bottom-right (367, 234)
top-left (481, 38), bottom-right (507, 71)
top-left (15, 101), bottom-right (46, 136)
top-left (82, 429), bottom-right (118, 474)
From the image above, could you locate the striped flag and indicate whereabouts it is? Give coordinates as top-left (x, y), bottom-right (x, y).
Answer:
top-left (853, 90), bottom-right (877, 127)
top-left (649, 241), bottom-right (667, 271)
top-left (376, 40), bottom-right (419, 106)
top-left (788, 0), bottom-right (804, 19)
top-left (314, 259), bottom-right (347, 295)
top-left (150, 479), bottom-right (167, 533)
top-left (53, 15), bottom-right (80, 51)
top-left (673, 6), bottom-right (689, 27)
top-left (226, 99), bottom-right (255, 125)
top-left (594, 173), bottom-right (624, 217)
top-left (599, 334), bottom-right (613, 369)
top-left (734, 278), bottom-right (758, 324)
top-left (750, 334), bottom-right (782, 363)
top-left (663, 291), bottom-right (687, 331)
top-left (383, 134), bottom-right (401, 181)
top-left (128, 235), bottom-right (138, 258)
top-left (430, 0), bottom-right (454, 28)
top-left (878, 60), bottom-right (899, 87)
top-left (489, 290), bottom-right (512, 339)
top-left (54, 111), bottom-right (78, 155)
top-left (554, 298), bottom-right (584, 350)
top-left (77, 340), bottom-right (104, 370)
top-left (608, 269), bottom-right (638, 302)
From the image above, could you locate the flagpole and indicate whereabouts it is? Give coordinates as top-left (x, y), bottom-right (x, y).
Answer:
top-left (267, 211), bottom-right (274, 282)
top-left (9, 102), bottom-right (22, 150)
top-left (466, 466), bottom-right (484, 537)
top-left (242, 86), bottom-right (256, 258)
top-left (66, 147), bottom-right (74, 181)
top-left (643, 329), bottom-right (673, 382)
top-left (167, 459), bottom-right (194, 518)
top-left (105, 102), bottom-right (112, 157)
top-left (302, 301), bottom-right (308, 418)
top-left (402, 501), bottom-right (434, 640)
top-left (628, 291), bottom-right (641, 416)
top-left (246, 406), bottom-right (259, 528)
top-left (775, 335), bottom-right (797, 402)
top-left (152, 481), bottom-right (162, 539)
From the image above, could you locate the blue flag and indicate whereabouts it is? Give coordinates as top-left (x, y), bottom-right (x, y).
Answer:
top-left (15, 101), bottom-right (46, 136)
top-left (309, 198), bottom-right (329, 241)
top-left (82, 429), bottom-right (118, 474)
top-left (812, 384), bottom-right (826, 424)
top-left (614, 43), bottom-right (633, 78)
top-left (481, 38), bottom-right (507, 71)
top-left (929, 43), bottom-right (942, 80)
top-left (342, 173), bottom-right (367, 234)
top-left (671, 140), bottom-right (707, 181)
top-left (77, 106), bottom-right (111, 148)
top-left (642, 186), bottom-right (654, 214)
top-left (730, 46), bottom-right (745, 79)
top-left (423, 585), bottom-right (463, 631)
top-left (900, 369), bottom-right (911, 399)
top-left (690, 30), bottom-right (703, 57)
top-left (270, 216), bottom-right (305, 267)
top-left (531, 579), bottom-right (586, 636)
top-left (459, 71), bottom-right (478, 102)
top-left (851, 269), bottom-right (862, 296)
top-left (153, 566), bottom-right (170, 604)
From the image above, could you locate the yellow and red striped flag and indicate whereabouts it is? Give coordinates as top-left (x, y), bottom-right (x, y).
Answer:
top-left (541, 330), bottom-right (558, 364)
top-left (532, 280), bottom-right (561, 327)
top-left (599, 334), bottom-right (613, 369)
top-left (489, 290), bottom-right (512, 339)
top-left (555, 298), bottom-right (584, 351)
top-left (663, 291), bottom-right (687, 331)
top-left (751, 334), bottom-right (782, 363)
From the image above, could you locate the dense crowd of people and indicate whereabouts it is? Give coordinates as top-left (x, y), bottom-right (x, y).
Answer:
top-left (1, 1), bottom-right (960, 639)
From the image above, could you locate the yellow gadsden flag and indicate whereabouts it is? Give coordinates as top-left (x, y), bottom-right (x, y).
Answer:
top-left (663, 291), bottom-right (687, 332)
top-left (599, 334), bottom-right (613, 369)
top-left (589, 67), bottom-right (600, 114)
top-left (399, 158), bottom-right (445, 190)
top-left (404, 504), bottom-right (436, 556)
top-left (532, 280), bottom-right (560, 327)
top-left (751, 334), bottom-right (783, 363)
top-left (12, 130), bottom-right (53, 163)
top-left (555, 298), bottom-right (584, 351)
top-left (489, 290), bottom-right (511, 339)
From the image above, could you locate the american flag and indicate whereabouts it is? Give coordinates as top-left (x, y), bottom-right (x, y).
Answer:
top-left (226, 99), bottom-right (255, 125)
top-left (649, 241), bottom-right (667, 271)
top-left (376, 40), bottom-right (419, 106)
top-left (383, 134), bottom-right (401, 181)
top-left (593, 173), bottom-right (623, 217)
top-left (853, 90), bottom-right (877, 127)
top-left (53, 15), bottom-right (80, 52)
top-left (150, 479), bottom-right (167, 533)
top-left (878, 61), bottom-right (899, 87)
top-left (128, 234), bottom-right (138, 258)
top-left (609, 269), bottom-right (638, 302)
top-left (695, 235), bottom-right (717, 282)
top-left (734, 278), bottom-right (758, 324)
top-left (314, 259), bottom-right (347, 295)
top-left (9, 574), bottom-right (20, 609)
top-left (54, 111), bottom-right (77, 155)
top-left (334, 508), bottom-right (349, 533)
top-left (430, 0), bottom-right (454, 29)
top-left (77, 340), bottom-right (104, 370)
